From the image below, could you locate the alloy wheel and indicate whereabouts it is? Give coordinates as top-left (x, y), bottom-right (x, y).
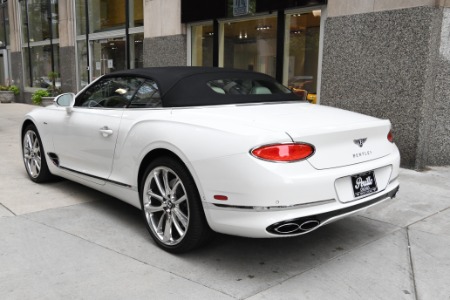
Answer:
top-left (23, 130), bottom-right (42, 178)
top-left (143, 166), bottom-right (190, 246)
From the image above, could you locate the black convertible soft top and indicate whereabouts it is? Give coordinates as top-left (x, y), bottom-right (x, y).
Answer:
top-left (104, 67), bottom-right (301, 107)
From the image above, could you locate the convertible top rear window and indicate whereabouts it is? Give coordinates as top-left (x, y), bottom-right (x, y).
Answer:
top-left (163, 71), bottom-right (301, 107)
top-left (207, 79), bottom-right (292, 95)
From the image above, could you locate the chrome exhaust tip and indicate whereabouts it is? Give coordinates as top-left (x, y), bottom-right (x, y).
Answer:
top-left (274, 223), bottom-right (301, 234)
top-left (299, 219), bottom-right (320, 231)
top-left (267, 186), bottom-right (400, 236)
top-left (269, 218), bottom-right (321, 235)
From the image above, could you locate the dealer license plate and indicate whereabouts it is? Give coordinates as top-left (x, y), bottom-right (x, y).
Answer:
top-left (351, 171), bottom-right (378, 198)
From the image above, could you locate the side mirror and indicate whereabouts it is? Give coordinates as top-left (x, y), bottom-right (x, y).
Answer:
top-left (55, 93), bottom-right (75, 113)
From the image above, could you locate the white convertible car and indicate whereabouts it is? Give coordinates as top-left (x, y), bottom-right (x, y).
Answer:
top-left (22, 67), bottom-right (400, 253)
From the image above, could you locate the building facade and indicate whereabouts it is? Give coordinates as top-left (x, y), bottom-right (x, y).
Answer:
top-left (3, 0), bottom-right (450, 169)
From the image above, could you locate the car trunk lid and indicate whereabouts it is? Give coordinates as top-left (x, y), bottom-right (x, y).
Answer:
top-left (172, 103), bottom-right (393, 169)
top-left (246, 103), bottom-right (393, 169)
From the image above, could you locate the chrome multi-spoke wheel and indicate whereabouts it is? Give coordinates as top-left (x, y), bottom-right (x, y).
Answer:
top-left (22, 124), bottom-right (53, 183)
top-left (141, 157), bottom-right (212, 253)
top-left (143, 166), bottom-right (190, 245)
top-left (23, 129), bottom-right (42, 178)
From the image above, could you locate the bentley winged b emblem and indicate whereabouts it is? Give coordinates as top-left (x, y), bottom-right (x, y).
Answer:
top-left (354, 138), bottom-right (367, 148)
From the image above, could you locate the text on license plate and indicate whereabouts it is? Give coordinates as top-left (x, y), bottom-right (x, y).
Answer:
top-left (351, 171), bottom-right (378, 198)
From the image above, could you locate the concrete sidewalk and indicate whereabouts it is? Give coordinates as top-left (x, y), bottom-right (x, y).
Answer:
top-left (1, 103), bottom-right (449, 299)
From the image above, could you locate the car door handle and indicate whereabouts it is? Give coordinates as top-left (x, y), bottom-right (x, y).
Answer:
top-left (99, 126), bottom-right (113, 137)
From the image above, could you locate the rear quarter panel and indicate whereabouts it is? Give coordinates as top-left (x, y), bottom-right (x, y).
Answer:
top-left (108, 108), bottom-right (291, 196)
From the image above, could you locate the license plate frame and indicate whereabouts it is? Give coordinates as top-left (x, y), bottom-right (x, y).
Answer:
top-left (351, 171), bottom-right (378, 198)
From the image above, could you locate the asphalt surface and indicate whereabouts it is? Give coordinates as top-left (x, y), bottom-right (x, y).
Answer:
top-left (1, 103), bottom-right (450, 300)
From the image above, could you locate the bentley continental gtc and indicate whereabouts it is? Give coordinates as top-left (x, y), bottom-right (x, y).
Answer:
top-left (22, 67), bottom-right (400, 253)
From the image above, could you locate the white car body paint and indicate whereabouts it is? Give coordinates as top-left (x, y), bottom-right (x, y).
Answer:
top-left (24, 100), bottom-right (400, 238)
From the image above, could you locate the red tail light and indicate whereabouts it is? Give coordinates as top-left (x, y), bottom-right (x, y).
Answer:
top-left (251, 143), bottom-right (315, 162)
top-left (388, 130), bottom-right (394, 143)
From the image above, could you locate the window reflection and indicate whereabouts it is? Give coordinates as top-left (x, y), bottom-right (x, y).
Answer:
top-left (0, 2), bottom-right (9, 48)
top-left (130, 81), bottom-right (162, 108)
top-left (23, 45), bottom-right (60, 89)
top-left (130, 33), bottom-right (144, 69)
top-left (75, 0), bottom-right (143, 35)
top-left (285, 12), bottom-right (321, 103)
top-left (222, 17), bottom-right (277, 77)
top-left (91, 38), bottom-right (126, 79)
top-left (21, 0), bottom-right (59, 43)
top-left (77, 40), bottom-right (89, 88)
top-left (191, 24), bottom-right (213, 67)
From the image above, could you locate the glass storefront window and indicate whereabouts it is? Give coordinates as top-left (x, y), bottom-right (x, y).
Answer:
top-left (130, 33), bottom-right (144, 69)
top-left (21, 0), bottom-right (59, 43)
top-left (77, 40), bottom-right (89, 88)
top-left (76, 0), bottom-right (142, 35)
top-left (129, 0), bottom-right (144, 27)
top-left (222, 16), bottom-right (277, 77)
top-left (75, 0), bottom-right (87, 36)
top-left (284, 11), bottom-right (321, 103)
top-left (191, 24), bottom-right (213, 67)
top-left (23, 45), bottom-right (60, 88)
top-left (0, 3), bottom-right (9, 48)
top-left (90, 37), bottom-right (126, 80)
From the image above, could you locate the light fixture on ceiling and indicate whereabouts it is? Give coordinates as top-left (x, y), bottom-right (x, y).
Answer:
top-left (256, 25), bottom-right (271, 31)
top-left (312, 10), bottom-right (321, 17)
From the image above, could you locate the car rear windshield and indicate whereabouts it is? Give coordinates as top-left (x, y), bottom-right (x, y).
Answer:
top-left (207, 79), bottom-right (292, 95)
top-left (162, 72), bottom-right (302, 107)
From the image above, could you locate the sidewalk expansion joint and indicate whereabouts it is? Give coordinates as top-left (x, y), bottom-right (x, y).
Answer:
top-left (406, 206), bottom-right (450, 228)
top-left (247, 227), bottom-right (405, 299)
top-left (0, 203), bottom-right (17, 216)
top-left (406, 227), bottom-right (419, 300)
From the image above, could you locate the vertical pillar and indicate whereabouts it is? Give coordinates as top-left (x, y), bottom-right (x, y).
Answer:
top-left (321, 1), bottom-right (450, 168)
top-left (8, 0), bottom-right (23, 101)
top-left (143, 0), bottom-right (187, 67)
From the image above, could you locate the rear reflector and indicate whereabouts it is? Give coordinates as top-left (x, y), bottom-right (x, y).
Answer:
top-left (251, 143), bottom-right (315, 162)
top-left (388, 130), bottom-right (394, 143)
top-left (214, 195), bottom-right (228, 201)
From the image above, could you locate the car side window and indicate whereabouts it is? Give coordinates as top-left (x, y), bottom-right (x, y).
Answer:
top-left (129, 80), bottom-right (162, 108)
top-left (75, 77), bottom-right (143, 108)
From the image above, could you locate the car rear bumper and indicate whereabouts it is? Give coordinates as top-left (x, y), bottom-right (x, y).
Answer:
top-left (196, 145), bottom-right (400, 238)
top-left (203, 180), bottom-right (400, 238)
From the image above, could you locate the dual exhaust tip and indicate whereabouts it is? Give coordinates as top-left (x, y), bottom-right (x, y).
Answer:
top-left (267, 218), bottom-right (321, 235)
top-left (267, 186), bottom-right (400, 235)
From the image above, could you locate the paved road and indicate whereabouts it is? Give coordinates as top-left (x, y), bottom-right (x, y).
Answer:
top-left (1, 103), bottom-right (449, 299)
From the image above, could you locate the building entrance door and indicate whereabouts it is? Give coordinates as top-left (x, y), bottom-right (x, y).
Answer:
top-left (90, 38), bottom-right (126, 81)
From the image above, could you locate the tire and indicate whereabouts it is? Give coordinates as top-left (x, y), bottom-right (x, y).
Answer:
top-left (22, 124), bottom-right (54, 183)
top-left (140, 156), bottom-right (212, 253)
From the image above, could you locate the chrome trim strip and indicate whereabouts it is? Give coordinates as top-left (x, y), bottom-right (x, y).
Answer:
top-left (208, 198), bottom-right (335, 212)
top-left (59, 165), bottom-right (133, 189)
